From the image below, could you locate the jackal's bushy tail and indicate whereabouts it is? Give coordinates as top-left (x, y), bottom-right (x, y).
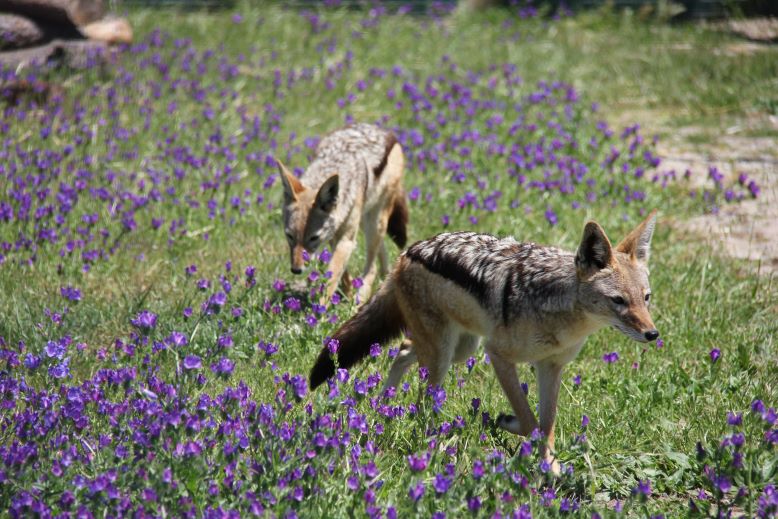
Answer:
top-left (309, 281), bottom-right (405, 390)
top-left (387, 192), bottom-right (408, 249)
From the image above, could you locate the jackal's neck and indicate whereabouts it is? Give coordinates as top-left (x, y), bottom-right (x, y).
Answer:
top-left (516, 252), bottom-right (580, 316)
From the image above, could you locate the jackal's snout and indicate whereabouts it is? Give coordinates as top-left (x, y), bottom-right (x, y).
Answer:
top-left (623, 305), bottom-right (659, 343)
top-left (290, 245), bottom-right (305, 274)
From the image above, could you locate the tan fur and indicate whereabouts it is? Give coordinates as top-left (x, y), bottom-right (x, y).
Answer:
top-left (279, 124), bottom-right (406, 304)
top-left (311, 211), bottom-right (659, 474)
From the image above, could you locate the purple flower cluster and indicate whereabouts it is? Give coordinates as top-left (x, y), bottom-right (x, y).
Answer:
top-left (689, 399), bottom-right (777, 517)
top-left (0, 3), bottom-right (769, 517)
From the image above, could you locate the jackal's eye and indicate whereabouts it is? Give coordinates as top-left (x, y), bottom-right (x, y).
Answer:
top-left (611, 296), bottom-right (626, 305)
top-left (308, 234), bottom-right (320, 244)
top-left (284, 232), bottom-right (294, 242)
top-left (644, 293), bottom-right (651, 303)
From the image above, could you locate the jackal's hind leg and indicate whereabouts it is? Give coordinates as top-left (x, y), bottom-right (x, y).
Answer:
top-left (359, 203), bottom-right (392, 302)
top-left (453, 334), bottom-right (478, 364)
top-left (413, 330), bottom-right (457, 388)
top-left (377, 240), bottom-right (389, 277)
top-left (340, 270), bottom-right (353, 297)
top-left (382, 339), bottom-right (415, 392)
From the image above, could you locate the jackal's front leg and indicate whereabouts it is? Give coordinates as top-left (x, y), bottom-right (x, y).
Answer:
top-left (535, 360), bottom-right (563, 475)
top-left (489, 352), bottom-right (539, 437)
top-left (322, 238), bottom-right (356, 306)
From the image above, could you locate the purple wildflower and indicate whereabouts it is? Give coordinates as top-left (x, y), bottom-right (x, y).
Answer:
top-left (24, 354), bottom-right (41, 370)
top-left (48, 359), bottom-right (69, 379)
top-left (407, 453), bottom-right (429, 472)
top-left (602, 351), bottom-right (619, 363)
top-left (472, 460), bottom-right (485, 479)
top-left (167, 331), bottom-right (187, 347)
top-left (727, 412), bottom-right (742, 426)
top-left (183, 355), bottom-right (202, 370)
top-left (60, 286), bottom-right (82, 302)
top-left (45, 340), bottom-right (66, 359)
top-left (216, 334), bottom-right (233, 349)
top-left (408, 481), bottom-right (425, 501)
top-left (433, 473), bottom-right (451, 494)
top-left (634, 480), bottom-right (652, 497)
top-left (210, 357), bottom-right (235, 377)
top-left (131, 310), bottom-right (157, 331)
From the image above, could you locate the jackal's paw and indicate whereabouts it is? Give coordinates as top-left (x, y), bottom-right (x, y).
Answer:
top-left (496, 414), bottom-right (538, 437)
top-left (357, 285), bottom-right (372, 305)
top-left (496, 414), bottom-right (521, 434)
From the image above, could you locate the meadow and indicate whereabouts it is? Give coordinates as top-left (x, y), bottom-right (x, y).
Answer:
top-left (0, 2), bottom-right (776, 517)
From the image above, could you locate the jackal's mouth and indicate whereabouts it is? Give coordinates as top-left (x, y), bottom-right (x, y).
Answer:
top-left (611, 322), bottom-right (651, 343)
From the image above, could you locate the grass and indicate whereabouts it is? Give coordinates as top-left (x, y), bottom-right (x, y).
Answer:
top-left (0, 2), bottom-right (776, 516)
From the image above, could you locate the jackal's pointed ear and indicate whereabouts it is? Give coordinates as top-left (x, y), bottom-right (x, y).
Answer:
top-left (277, 159), bottom-right (304, 202)
top-left (576, 221), bottom-right (613, 274)
top-left (615, 209), bottom-right (657, 264)
top-left (315, 175), bottom-right (339, 213)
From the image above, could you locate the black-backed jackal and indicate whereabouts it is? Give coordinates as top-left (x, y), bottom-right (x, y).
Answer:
top-left (310, 211), bottom-right (659, 472)
top-left (277, 123), bottom-right (407, 304)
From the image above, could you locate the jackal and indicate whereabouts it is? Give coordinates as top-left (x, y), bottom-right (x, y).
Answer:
top-left (278, 123), bottom-right (407, 304)
top-left (310, 211), bottom-right (659, 472)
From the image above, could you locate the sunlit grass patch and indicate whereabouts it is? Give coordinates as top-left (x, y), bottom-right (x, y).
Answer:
top-left (0, 3), bottom-right (776, 517)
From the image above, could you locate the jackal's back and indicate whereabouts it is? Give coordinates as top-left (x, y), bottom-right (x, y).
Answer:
top-left (304, 123), bottom-right (398, 188)
top-left (403, 232), bottom-right (577, 323)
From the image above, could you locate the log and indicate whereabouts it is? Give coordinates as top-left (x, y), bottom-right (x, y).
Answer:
top-left (0, 38), bottom-right (108, 70)
top-left (0, 13), bottom-right (44, 49)
top-left (0, 13), bottom-right (83, 49)
top-left (1, 0), bottom-right (105, 27)
top-left (79, 17), bottom-right (132, 45)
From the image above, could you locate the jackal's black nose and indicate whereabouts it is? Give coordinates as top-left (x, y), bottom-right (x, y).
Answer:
top-left (291, 267), bottom-right (302, 275)
top-left (644, 330), bottom-right (659, 341)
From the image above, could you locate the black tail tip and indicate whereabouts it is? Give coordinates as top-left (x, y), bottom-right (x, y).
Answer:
top-left (309, 354), bottom-right (336, 391)
top-left (388, 195), bottom-right (409, 249)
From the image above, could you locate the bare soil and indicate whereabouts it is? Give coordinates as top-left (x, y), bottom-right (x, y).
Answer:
top-left (721, 17), bottom-right (778, 43)
top-left (663, 135), bottom-right (778, 274)
top-left (611, 108), bottom-right (778, 275)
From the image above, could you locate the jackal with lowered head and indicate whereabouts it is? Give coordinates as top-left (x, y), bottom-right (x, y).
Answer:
top-left (310, 211), bottom-right (659, 472)
top-left (278, 123), bottom-right (408, 304)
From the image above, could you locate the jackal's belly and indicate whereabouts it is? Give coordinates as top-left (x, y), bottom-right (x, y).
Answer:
top-left (487, 324), bottom-right (559, 363)
top-left (489, 315), bottom-right (603, 365)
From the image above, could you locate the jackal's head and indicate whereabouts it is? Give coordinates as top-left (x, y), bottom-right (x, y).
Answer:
top-left (277, 160), bottom-right (339, 274)
top-left (575, 210), bottom-right (659, 343)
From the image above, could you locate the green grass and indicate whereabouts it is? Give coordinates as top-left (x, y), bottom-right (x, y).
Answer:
top-left (1, 2), bottom-right (776, 516)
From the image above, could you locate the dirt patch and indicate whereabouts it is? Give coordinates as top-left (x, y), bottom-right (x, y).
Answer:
top-left (722, 18), bottom-right (778, 43)
top-left (608, 105), bottom-right (778, 275)
top-left (660, 135), bottom-right (778, 274)
top-left (717, 41), bottom-right (773, 56)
